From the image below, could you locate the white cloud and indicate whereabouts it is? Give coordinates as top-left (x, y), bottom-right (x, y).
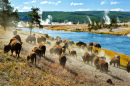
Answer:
top-left (23, 2), bottom-right (29, 4)
top-left (75, 9), bottom-right (91, 11)
top-left (110, 1), bottom-right (119, 5)
top-left (18, 10), bottom-right (23, 12)
top-left (15, 6), bottom-right (20, 9)
top-left (101, 1), bottom-right (105, 5)
top-left (23, 6), bottom-right (31, 10)
top-left (31, 0), bottom-right (36, 3)
top-left (55, 1), bottom-right (61, 5)
top-left (40, 1), bottom-right (61, 5)
top-left (110, 8), bottom-right (124, 11)
top-left (70, 2), bottom-right (83, 5)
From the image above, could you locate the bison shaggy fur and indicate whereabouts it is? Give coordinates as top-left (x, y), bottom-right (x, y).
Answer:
top-left (94, 42), bottom-right (101, 48)
top-left (89, 42), bottom-right (93, 46)
top-left (59, 53), bottom-right (67, 67)
top-left (37, 36), bottom-right (46, 43)
top-left (126, 59), bottom-right (130, 73)
top-left (96, 60), bottom-right (108, 73)
top-left (110, 57), bottom-right (120, 68)
top-left (26, 35), bottom-right (36, 44)
top-left (82, 52), bottom-right (95, 65)
top-left (32, 47), bottom-right (42, 58)
top-left (38, 43), bottom-right (46, 57)
top-left (93, 56), bottom-right (99, 67)
top-left (27, 51), bottom-right (36, 65)
top-left (4, 38), bottom-right (21, 58)
top-left (69, 49), bottom-right (77, 59)
top-left (76, 41), bottom-right (86, 47)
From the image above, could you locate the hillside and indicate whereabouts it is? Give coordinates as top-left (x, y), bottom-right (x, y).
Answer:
top-left (18, 11), bottom-right (130, 23)
top-left (0, 27), bottom-right (130, 85)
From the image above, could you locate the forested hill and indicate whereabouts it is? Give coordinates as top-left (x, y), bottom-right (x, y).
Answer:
top-left (18, 11), bottom-right (130, 24)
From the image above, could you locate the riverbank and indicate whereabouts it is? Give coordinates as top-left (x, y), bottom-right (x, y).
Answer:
top-left (43, 23), bottom-right (130, 36)
top-left (0, 27), bottom-right (130, 85)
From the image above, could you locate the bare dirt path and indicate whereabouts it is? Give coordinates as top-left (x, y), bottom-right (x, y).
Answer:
top-left (0, 28), bottom-right (130, 86)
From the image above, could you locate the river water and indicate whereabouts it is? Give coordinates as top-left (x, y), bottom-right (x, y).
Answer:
top-left (18, 28), bottom-right (130, 56)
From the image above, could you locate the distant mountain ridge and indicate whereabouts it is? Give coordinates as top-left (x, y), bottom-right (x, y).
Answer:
top-left (18, 11), bottom-right (130, 24)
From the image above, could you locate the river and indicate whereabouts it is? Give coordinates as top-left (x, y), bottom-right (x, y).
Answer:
top-left (17, 28), bottom-right (130, 56)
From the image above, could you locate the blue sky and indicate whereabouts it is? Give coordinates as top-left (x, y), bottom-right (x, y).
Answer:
top-left (9, 0), bottom-right (130, 12)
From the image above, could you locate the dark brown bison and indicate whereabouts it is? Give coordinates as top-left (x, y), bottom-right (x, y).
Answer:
top-left (110, 57), bottom-right (120, 68)
top-left (27, 51), bottom-right (36, 65)
top-left (9, 34), bottom-right (22, 45)
top-left (82, 52), bottom-right (95, 65)
top-left (26, 35), bottom-right (36, 44)
top-left (38, 43), bottom-right (46, 57)
top-left (13, 30), bottom-right (17, 35)
top-left (93, 49), bottom-right (98, 54)
top-left (87, 45), bottom-right (93, 53)
top-left (93, 56), bottom-right (99, 67)
top-left (50, 45), bottom-right (62, 55)
top-left (4, 38), bottom-right (21, 58)
top-left (94, 42), bottom-right (101, 48)
top-left (126, 59), bottom-right (130, 73)
top-left (96, 60), bottom-right (108, 73)
top-left (69, 49), bottom-right (77, 59)
top-left (59, 53), bottom-right (67, 67)
top-left (37, 36), bottom-right (46, 43)
top-left (32, 47), bottom-right (42, 58)
top-left (76, 41), bottom-right (86, 47)
top-left (89, 42), bottom-right (93, 46)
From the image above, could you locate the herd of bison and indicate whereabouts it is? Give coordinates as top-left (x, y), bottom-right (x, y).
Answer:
top-left (3, 30), bottom-right (130, 74)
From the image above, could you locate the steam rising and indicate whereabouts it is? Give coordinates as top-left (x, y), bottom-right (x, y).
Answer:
top-left (87, 16), bottom-right (92, 24)
top-left (103, 10), bottom-right (110, 24)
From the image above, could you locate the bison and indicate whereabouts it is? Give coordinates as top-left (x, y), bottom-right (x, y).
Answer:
top-left (49, 36), bottom-right (54, 41)
top-left (94, 42), bottom-right (101, 48)
top-left (96, 60), bottom-right (108, 73)
top-left (38, 43), bottom-right (46, 57)
top-left (32, 47), bottom-right (42, 58)
top-left (69, 49), bottom-right (77, 59)
top-left (114, 54), bottom-right (120, 59)
top-left (89, 42), bottom-right (93, 46)
top-left (76, 41), bottom-right (86, 47)
top-left (9, 34), bottom-right (22, 45)
top-left (93, 56), bottom-right (99, 67)
top-left (87, 45), bottom-right (93, 53)
top-left (59, 53), bottom-right (67, 67)
top-left (26, 35), bottom-right (36, 44)
top-left (27, 51), bottom-right (36, 65)
top-left (37, 36), bottom-right (46, 43)
top-left (4, 38), bottom-right (21, 58)
top-left (82, 52), bottom-right (95, 65)
top-left (13, 30), bottom-right (17, 35)
top-left (56, 36), bottom-right (61, 40)
top-left (126, 59), bottom-right (130, 73)
top-left (93, 49), bottom-right (98, 54)
top-left (50, 45), bottom-right (63, 55)
top-left (110, 57), bottom-right (120, 68)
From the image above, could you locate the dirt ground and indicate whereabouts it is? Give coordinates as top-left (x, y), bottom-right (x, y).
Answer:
top-left (0, 28), bottom-right (130, 86)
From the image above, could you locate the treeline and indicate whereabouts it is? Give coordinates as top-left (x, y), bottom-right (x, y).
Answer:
top-left (18, 11), bottom-right (130, 23)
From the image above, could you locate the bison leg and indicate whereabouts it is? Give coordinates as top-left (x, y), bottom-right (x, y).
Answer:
top-left (11, 49), bottom-right (14, 56)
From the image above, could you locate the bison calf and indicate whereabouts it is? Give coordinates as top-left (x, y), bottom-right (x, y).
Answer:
top-left (27, 51), bottom-right (36, 65)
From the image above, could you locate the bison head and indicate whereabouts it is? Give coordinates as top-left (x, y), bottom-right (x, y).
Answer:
top-left (4, 45), bottom-right (11, 53)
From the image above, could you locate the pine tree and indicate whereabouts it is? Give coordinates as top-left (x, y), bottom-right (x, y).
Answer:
top-left (0, 0), bottom-right (19, 30)
top-left (28, 7), bottom-right (41, 35)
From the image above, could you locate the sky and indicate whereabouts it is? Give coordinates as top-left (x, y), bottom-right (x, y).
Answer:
top-left (9, 0), bottom-right (130, 12)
